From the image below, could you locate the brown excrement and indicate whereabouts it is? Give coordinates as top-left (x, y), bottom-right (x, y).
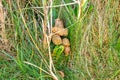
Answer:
top-left (51, 18), bottom-right (71, 56)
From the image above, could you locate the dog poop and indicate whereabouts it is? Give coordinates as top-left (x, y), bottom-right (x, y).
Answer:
top-left (55, 18), bottom-right (64, 28)
top-left (52, 35), bottom-right (62, 45)
top-left (52, 27), bottom-right (68, 36)
top-left (51, 18), bottom-right (71, 56)
top-left (64, 46), bottom-right (71, 56)
top-left (62, 38), bottom-right (70, 47)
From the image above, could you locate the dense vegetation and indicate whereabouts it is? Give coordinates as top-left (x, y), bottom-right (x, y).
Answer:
top-left (0, 0), bottom-right (120, 80)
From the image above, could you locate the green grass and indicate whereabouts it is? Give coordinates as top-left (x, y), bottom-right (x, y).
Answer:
top-left (0, 0), bottom-right (120, 80)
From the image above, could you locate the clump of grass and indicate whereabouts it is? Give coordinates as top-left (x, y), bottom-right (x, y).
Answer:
top-left (68, 0), bottom-right (120, 79)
